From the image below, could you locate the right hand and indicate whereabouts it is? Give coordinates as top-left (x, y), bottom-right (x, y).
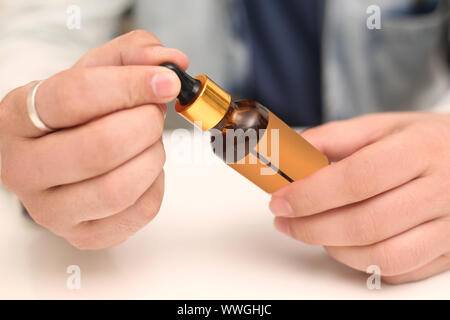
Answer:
top-left (0, 30), bottom-right (188, 250)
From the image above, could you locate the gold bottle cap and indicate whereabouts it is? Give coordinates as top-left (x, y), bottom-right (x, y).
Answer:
top-left (175, 74), bottom-right (231, 131)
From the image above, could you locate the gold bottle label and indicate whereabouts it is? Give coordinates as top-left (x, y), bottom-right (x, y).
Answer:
top-left (228, 111), bottom-right (329, 193)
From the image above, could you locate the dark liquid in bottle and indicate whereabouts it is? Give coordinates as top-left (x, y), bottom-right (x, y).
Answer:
top-left (210, 100), bottom-right (269, 164)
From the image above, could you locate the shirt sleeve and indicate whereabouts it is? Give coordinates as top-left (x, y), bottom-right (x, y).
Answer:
top-left (0, 0), bottom-right (132, 100)
top-left (432, 6), bottom-right (450, 113)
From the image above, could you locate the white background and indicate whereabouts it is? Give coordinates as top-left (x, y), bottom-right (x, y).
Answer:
top-left (0, 131), bottom-right (448, 299)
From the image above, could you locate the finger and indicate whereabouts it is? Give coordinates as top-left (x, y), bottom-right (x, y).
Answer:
top-left (324, 218), bottom-right (450, 276)
top-left (270, 129), bottom-right (429, 218)
top-left (66, 171), bottom-right (165, 250)
top-left (7, 105), bottom-right (163, 190)
top-left (2, 66), bottom-right (179, 138)
top-left (37, 66), bottom-right (179, 130)
top-left (28, 140), bottom-right (165, 233)
top-left (74, 30), bottom-right (189, 69)
top-left (383, 254), bottom-right (450, 284)
top-left (275, 176), bottom-right (444, 246)
top-left (300, 113), bottom-right (424, 162)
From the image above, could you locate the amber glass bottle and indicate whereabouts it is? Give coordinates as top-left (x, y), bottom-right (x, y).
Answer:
top-left (162, 63), bottom-right (328, 193)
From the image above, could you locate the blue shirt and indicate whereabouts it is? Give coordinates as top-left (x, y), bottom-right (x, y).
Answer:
top-left (232, 0), bottom-right (324, 126)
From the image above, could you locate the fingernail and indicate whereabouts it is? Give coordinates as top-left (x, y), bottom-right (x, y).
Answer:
top-left (152, 72), bottom-right (179, 99)
top-left (274, 217), bottom-right (291, 236)
top-left (269, 197), bottom-right (293, 217)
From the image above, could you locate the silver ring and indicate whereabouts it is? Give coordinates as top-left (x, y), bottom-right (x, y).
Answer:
top-left (26, 80), bottom-right (53, 133)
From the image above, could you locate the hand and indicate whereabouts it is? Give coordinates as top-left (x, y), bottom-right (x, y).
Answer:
top-left (0, 30), bottom-right (188, 250)
top-left (269, 112), bottom-right (450, 284)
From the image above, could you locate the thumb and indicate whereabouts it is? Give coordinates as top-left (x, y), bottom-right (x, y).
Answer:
top-left (300, 113), bottom-right (416, 162)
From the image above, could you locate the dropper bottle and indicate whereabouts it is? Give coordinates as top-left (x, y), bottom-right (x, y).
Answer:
top-left (162, 63), bottom-right (328, 193)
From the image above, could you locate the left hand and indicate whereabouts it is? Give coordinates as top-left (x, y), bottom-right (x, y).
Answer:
top-left (269, 112), bottom-right (450, 284)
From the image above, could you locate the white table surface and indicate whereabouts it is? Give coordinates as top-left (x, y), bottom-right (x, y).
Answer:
top-left (0, 130), bottom-right (449, 300)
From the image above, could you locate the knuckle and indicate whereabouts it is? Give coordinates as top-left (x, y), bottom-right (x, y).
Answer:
top-left (1, 165), bottom-right (15, 191)
top-left (73, 68), bottom-right (97, 96)
top-left (370, 242), bottom-right (402, 276)
top-left (141, 46), bottom-right (164, 61)
top-left (346, 207), bottom-right (380, 245)
top-left (1, 153), bottom-right (22, 191)
top-left (115, 220), bottom-right (141, 235)
top-left (98, 183), bottom-right (130, 214)
top-left (28, 206), bottom-right (56, 230)
top-left (25, 199), bottom-right (68, 235)
top-left (323, 119), bottom-right (348, 131)
top-left (50, 69), bottom-right (90, 120)
top-left (150, 170), bottom-right (165, 205)
top-left (116, 212), bottom-right (153, 235)
top-left (161, 146), bottom-right (167, 167)
top-left (153, 110), bottom-right (165, 136)
top-left (139, 106), bottom-right (164, 140)
top-left (68, 237), bottom-right (95, 251)
top-left (154, 140), bottom-right (166, 167)
top-left (74, 50), bottom-right (94, 67)
top-left (122, 65), bottom-right (154, 107)
top-left (59, 68), bottom-right (91, 92)
top-left (51, 70), bottom-right (76, 108)
top-left (97, 176), bottom-right (139, 214)
top-left (141, 202), bottom-right (160, 222)
top-left (126, 29), bottom-right (161, 44)
top-left (343, 158), bottom-right (374, 200)
top-left (285, 184), bottom-right (314, 214)
top-left (290, 220), bottom-right (319, 244)
top-left (300, 190), bottom-right (316, 213)
top-left (0, 87), bottom-right (14, 106)
top-left (438, 178), bottom-right (450, 204)
top-left (140, 105), bottom-right (164, 149)
top-left (0, 86), bottom-right (22, 118)
top-left (68, 232), bottom-right (127, 250)
top-left (407, 120), bottom-right (449, 155)
top-left (79, 122), bottom-right (129, 175)
top-left (1, 140), bottom-right (45, 192)
top-left (122, 68), bottom-right (140, 107)
top-left (123, 106), bottom-right (164, 151)
top-left (30, 209), bottom-right (52, 228)
top-left (77, 129), bottom-right (112, 175)
top-left (124, 174), bottom-right (165, 230)
top-left (0, 95), bottom-right (12, 133)
top-left (66, 228), bottom-right (106, 251)
top-left (443, 251), bottom-right (450, 260)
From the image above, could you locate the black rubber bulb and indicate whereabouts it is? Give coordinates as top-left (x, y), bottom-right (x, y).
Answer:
top-left (160, 62), bottom-right (202, 106)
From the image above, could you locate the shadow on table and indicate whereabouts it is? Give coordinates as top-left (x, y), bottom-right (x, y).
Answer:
top-left (221, 219), bottom-right (368, 288)
top-left (26, 231), bottom-right (122, 297)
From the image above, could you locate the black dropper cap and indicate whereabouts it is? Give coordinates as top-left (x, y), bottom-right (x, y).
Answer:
top-left (160, 62), bottom-right (202, 106)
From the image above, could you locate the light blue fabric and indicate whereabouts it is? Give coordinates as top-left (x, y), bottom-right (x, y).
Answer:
top-left (323, 0), bottom-right (450, 121)
top-left (133, 0), bottom-right (450, 122)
